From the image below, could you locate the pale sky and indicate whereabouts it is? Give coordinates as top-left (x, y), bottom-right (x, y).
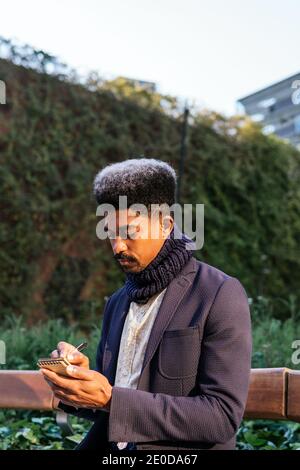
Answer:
top-left (1, 0), bottom-right (300, 116)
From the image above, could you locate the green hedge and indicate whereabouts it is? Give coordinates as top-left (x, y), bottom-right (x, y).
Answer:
top-left (1, 38), bottom-right (299, 324)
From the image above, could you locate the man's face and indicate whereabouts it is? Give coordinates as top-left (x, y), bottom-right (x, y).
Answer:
top-left (104, 209), bottom-right (173, 273)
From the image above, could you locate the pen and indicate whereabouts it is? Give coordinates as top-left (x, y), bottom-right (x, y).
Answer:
top-left (75, 342), bottom-right (88, 352)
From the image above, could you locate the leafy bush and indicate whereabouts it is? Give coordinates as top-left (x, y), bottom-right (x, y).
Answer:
top-left (0, 410), bottom-right (90, 450)
top-left (0, 313), bottom-right (101, 370)
top-left (237, 420), bottom-right (300, 450)
top-left (1, 411), bottom-right (300, 450)
top-left (249, 296), bottom-right (300, 369)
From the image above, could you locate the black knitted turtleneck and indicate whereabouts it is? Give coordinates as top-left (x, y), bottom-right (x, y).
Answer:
top-left (124, 223), bottom-right (196, 304)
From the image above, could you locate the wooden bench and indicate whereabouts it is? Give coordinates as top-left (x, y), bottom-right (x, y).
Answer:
top-left (0, 368), bottom-right (299, 435)
top-left (245, 368), bottom-right (300, 421)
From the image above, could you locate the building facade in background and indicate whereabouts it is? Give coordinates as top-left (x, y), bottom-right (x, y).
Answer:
top-left (237, 72), bottom-right (300, 150)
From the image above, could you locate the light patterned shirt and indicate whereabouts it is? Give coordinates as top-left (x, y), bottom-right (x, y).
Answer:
top-left (113, 286), bottom-right (167, 449)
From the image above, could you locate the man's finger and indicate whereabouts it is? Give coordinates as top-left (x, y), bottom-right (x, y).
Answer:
top-left (65, 365), bottom-right (94, 380)
top-left (66, 351), bottom-right (85, 363)
top-left (57, 341), bottom-right (76, 357)
top-left (40, 368), bottom-right (77, 390)
top-left (43, 377), bottom-right (74, 395)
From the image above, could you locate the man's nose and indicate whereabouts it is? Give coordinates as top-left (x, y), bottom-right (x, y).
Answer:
top-left (111, 236), bottom-right (128, 255)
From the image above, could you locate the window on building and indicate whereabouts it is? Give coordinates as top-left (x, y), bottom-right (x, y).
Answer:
top-left (280, 117), bottom-right (288, 124)
top-left (259, 97), bottom-right (277, 109)
top-left (250, 113), bottom-right (264, 122)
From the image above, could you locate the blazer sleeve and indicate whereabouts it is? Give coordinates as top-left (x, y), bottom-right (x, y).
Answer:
top-left (107, 277), bottom-right (253, 444)
top-left (57, 295), bottom-right (113, 421)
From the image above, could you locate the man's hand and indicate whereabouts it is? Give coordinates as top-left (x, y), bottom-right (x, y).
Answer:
top-left (51, 341), bottom-right (89, 369)
top-left (41, 365), bottom-right (112, 410)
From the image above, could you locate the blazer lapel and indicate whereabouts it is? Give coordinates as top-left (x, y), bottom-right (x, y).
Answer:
top-left (138, 256), bottom-right (197, 384)
top-left (102, 293), bottom-right (131, 384)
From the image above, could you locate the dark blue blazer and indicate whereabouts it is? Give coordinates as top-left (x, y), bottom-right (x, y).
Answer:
top-left (59, 256), bottom-right (252, 450)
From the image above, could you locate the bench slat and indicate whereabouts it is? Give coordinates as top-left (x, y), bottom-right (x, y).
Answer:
top-left (0, 368), bottom-right (299, 422)
top-left (243, 367), bottom-right (288, 419)
top-left (0, 370), bottom-right (54, 410)
top-left (287, 370), bottom-right (300, 421)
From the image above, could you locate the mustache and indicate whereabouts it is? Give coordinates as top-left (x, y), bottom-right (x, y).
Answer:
top-left (114, 253), bottom-right (136, 262)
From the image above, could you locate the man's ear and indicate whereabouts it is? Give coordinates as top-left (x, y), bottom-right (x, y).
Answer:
top-left (162, 216), bottom-right (174, 237)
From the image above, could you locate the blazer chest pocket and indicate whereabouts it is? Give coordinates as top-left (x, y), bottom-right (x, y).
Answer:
top-left (158, 326), bottom-right (202, 379)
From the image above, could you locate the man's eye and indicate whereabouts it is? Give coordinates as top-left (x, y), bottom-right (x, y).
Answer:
top-left (105, 225), bottom-right (140, 239)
